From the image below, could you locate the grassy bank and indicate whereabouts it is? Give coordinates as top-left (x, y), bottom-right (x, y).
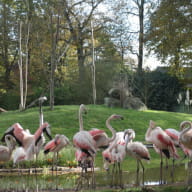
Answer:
top-left (0, 104), bottom-right (191, 170)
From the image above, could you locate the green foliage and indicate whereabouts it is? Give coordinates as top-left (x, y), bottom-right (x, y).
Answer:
top-left (0, 91), bottom-right (20, 110)
top-left (133, 71), bottom-right (182, 111)
top-left (145, 0), bottom-right (192, 74)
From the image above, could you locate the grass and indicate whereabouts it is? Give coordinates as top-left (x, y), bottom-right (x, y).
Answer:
top-left (0, 104), bottom-right (192, 171)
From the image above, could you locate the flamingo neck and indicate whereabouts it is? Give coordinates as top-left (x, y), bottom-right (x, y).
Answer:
top-left (39, 111), bottom-right (43, 126)
top-left (145, 126), bottom-right (153, 142)
top-left (79, 106), bottom-right (84, 131)
top-left (5, 136), bottom-right (15, 152)
top-left (180, 126), bottom-right (192, 138)
top-left (34, 123), bottom-right (45, 141)
top-left (106, 117), bottom-right (116, 143)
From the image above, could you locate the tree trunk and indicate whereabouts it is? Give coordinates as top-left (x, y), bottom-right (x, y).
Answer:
top-left (77, 37), bottom-right (85, 82)
top-left (137, 0), bottom-right (144, 75)
top-left (91, 21), bottom-right (96, 104)
top-left (49, 7), bottom-right (60, 110)
top-left (49, 12), bottom-right (55, 110)
top-left (18, 21), bottom-right (24, 110)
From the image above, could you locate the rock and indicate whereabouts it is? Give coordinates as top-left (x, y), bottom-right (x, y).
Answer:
top-left (0, 108), bottom-right (7, 113)
top-left (123, 97), bottom-right (147, 111)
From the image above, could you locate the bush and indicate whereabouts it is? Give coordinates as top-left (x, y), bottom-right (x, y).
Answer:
top-left (132, 71), bottom-right (183, 111)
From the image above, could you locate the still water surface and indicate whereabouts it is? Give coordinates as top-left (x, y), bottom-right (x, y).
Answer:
top-left (0, 163), bottom-right (190, 191)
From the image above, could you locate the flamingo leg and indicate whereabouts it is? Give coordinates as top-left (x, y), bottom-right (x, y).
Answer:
top-left (56, 152), bottom-right (59, 190)
top-left (91, 157), bottom-right (96, 189)
top-left (139, 159), bottom-right (144, 173)
top-left (118, 162), bottom-right (123, 188)
top-left (139, 159), bottom-right (145, 185)
top-left (137, 159), bottom-right (140, 173)
top-left (118, 162), bottom-right (121, 173)
top-left (160, 150), bottom-right (163, 184)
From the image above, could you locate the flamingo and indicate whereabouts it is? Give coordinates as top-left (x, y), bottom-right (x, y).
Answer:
top-left (73, 104), bottom-right (97, 173)
top-left (102, 114), bottom-right (124, 172)
top-left (1, 122), bottom-right (52, 151)
top-left (0, 135), bottom-right (17, 163)
top-left (145, 120), bottom-right (179, 163)
top-left (44, 134), bottom-right (70, 171)
top-left (165, 127), bottom-right (192, 160)
top-left (2, 122), bottom-right (52, 163)
top-left (179, 121), bottom-right (192, 150)
top-left (124, 129), bottom-right (150, 173)
top-left (89, 128), bottom-right (109, 149)
top-left (145, 120), bottom-right (179, 182)
top-left (78, 104), bottom-right (109, 150)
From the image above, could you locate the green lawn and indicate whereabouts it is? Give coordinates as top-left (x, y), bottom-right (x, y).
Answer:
top-left (0, 104), bottom-right (191, 171)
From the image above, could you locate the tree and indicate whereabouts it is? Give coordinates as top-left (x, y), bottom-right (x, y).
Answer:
top-left (145, 0), bottom-right (192, 76)
top-left (0, 0), bottom-right (18, 89)
top-left (62, 0), bottom-right (105, 82)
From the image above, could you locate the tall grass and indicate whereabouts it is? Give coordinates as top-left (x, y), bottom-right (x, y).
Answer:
top-left (0, 104), bottom-right (191, 170)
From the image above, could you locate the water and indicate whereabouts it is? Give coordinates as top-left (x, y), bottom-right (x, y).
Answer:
top-left (0, 162), bottom-right (190, 191)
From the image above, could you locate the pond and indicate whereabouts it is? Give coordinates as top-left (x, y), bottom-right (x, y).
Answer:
top-left (0, 162), bottom-right (190, 191)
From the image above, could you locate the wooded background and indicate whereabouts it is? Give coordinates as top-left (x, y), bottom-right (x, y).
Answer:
top-left (0, 0), bottom-right (191, 111)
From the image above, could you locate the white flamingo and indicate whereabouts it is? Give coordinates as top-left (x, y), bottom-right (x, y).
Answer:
top-left (124, 129), bottom-right (150, 173)
top-left (102, 114), bottom-right (124, 172)
top-left (0, 135), bottom-right (17, 163)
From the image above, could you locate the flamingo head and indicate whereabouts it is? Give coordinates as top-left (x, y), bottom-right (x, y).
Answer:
top-left (5, 134), bottom-right (17, 150)
top-left (103, 160), bottom-right (110, 171)
top-left (42, 122), bottom-right (52, 140)
top-left (149, 120), bottom-right (156, 129)
top-left (111, 114), bottom-right (124, 120)
top-left (124, 129), bottom-right (135, 142)
top-left (35, 122), bottom-right (52, 145)
top-left (80, 104), bottom-right (87, 115)
top-left (180, 121), bottom-right (192, 131)
top-left (55, 134), bottom-right (70, 146)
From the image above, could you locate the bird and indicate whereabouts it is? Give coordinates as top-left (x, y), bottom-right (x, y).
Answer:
top-left (145, 120), bottom-right (179, 182)
top-left (102, 114), bottom-right (124, 172)
top-left (2, 122), bottom-right (52, 164)
top-left (0, 135), bottom-right (17, 163)
top-left (179, 121), bottom-right (192, 150)
top-left (89, 128), bottom-right (109, 149)
top-left (73, 104), bottom-right (97, 173)
top-left (44, 134), bottom-right (70, 171)
top-left (124, 129), bottom-right (150, 173)
top-left (1, 122), bottom-right (52, 151)
top-left (145, 120), bottom-right (179, 164)
top-left (165, 128), bottom-right (180, 147)
top-left (78, 104), bottom-right (109, 150)
top-left (165, 127), bottom-right (192, 160)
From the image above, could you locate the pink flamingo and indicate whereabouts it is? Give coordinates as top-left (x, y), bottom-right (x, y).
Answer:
top-left (179, 121), bottom-right (192, 150)
top-left (89, 128), bottom-right (109, 149)
top-left (124, 129), bottom-right (150, 173)
top-left (145, 120), bottom-right (179, 164)
top-left (0, 135), bottom-right (17, 163)
top-left (73, 104), bottom-right (97, 173)
top-left (44, 134), bottom-right (69, 171)
top-left (102, 114), bottom-right (124, 172)
top-left (165, 127), bottom-right (192, 160)
top-left (1, 122), bottom-right (51, 150)
top-left (145, 120), bottom-right (179, 181)
top-left (2, 122), bottom-right (52, 162)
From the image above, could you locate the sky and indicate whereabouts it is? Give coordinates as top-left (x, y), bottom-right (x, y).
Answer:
top-left (97, 1), bottom-right (164, 71)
